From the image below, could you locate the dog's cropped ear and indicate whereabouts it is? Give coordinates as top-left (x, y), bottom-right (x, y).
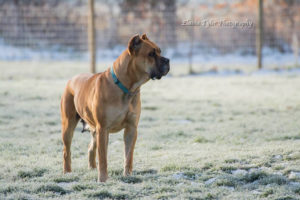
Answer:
top-left (128, 34), bottom-right (142, 55)
top-left (141, 33), bottom-right (149, 40)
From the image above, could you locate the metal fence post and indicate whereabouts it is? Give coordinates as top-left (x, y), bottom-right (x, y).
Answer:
top-left (88, 0), bottom-right (96, 73)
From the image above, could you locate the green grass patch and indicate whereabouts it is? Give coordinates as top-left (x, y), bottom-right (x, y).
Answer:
top-left (215, 176), bottom-right (237, 187)
top-left (220, 165), bottom-right (237, 173)
top-left (86, 190), bottom-right (112, 199)
top-left (143, 106), bottom-right (158, 111)
top-left (275, 196), bottom-right (298, 200)
top-left (261, 189), bottom-right (274, 198)
top-left (119, 176), bottom-right (142, 184)
top-left (158, 187), bottom-right (176, 193)
top-left (161, 164), bottom-right (180, 172)
top-left (194, 136), bottom-right (210, 143)
top-left (258, 174), bottom-right (288, 185)
top-left (36, 184), bottom-right (67, 195)
top-left (72, 184), bottom-right (92, 192)
top-left (293, 186), bottom-right (300, 195)
top-left (202, 163), bottom-right (214, 170)
top-left (241, 170), bottom-right (268, 183)
top-left (86, 190), bottom-right (129, 200)
top-left (17, 168), bottom-right (47, 179)
top-left (224, 159), bottom-right (240, 164)
top-left (0, 186), bottom-right (17, 195)
top-left (151, 145), bottom-right (163, 150)
top-left (136, 169), bottom-right (157, 175)
top-left (109, 169), bottom-right (123, 176)
top-left (182, 171), bottom-right (198, 180)
top-left (270, 135), bottom-right (300, 141)
top-left (45, 121), bottom-right (57, 126)
top-left (53, 176), bottom-right (79, 183)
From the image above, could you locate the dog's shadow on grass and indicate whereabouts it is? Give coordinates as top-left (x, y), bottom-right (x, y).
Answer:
top-left (109, 169), bottom-right (158, 184)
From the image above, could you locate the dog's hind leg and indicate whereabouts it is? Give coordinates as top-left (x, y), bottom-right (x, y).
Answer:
top-left (61, 85), bottom-right (79, 173)
top-left (88, 131), bottom-right (97, 169)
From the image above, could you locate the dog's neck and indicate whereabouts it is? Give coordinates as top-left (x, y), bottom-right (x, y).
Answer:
top-left (112, 50), bottom-right (149, 94)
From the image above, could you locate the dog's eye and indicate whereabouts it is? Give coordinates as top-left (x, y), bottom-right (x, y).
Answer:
top-left (148, 51), bottom-right (155, 57)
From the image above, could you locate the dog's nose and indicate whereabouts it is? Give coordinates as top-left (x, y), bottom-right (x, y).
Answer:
top-left (166, 58), bottom-right (169, 65)
top-left (165, 58), bottom-right (170, 64)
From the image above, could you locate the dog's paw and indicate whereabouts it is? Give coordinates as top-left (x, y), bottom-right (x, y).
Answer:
top-left (98, 175), bottom-right (108, 182)
top-left (88, 164), bottom-right (97, 170)
top-left (123, 170), bottom-right (132, 176)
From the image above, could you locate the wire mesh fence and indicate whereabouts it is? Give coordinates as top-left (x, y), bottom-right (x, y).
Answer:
top-left (0, 0), bottom-right (299, 70)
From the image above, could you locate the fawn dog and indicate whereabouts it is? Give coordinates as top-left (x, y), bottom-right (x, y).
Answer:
top-left (60, 34), bottom-right (170, 182)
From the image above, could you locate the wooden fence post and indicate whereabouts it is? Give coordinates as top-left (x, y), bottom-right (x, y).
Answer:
top-left (88, 0), bottom-right (96, 73)
top-left (188, 9), bottom-right (195, 74)
top-left (256, 0), bottom-right (263, 69)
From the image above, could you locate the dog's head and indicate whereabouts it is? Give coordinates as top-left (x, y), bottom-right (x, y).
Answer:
top-left (128, 34), bottom-right (170, 80)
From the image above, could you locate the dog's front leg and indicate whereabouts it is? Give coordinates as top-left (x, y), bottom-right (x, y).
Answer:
top-left (123, 125), bottom-right (137, 176)
top-left (96, 126), bottom-right (109, 182)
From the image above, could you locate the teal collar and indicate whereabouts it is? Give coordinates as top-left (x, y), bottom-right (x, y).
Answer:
top-left (110, 66), bottom-right (130, 94)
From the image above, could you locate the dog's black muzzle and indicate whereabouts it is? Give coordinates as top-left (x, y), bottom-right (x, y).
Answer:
top-left (151, 57), bottom-right (170, 80)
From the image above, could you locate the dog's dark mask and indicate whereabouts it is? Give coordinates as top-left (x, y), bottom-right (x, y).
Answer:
top-left (150, 53), bottom-right (170, 80)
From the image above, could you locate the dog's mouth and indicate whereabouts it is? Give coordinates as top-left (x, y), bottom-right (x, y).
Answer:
top-left (150, 72), bottom-right (162, 80)
top-left (150, 64), bottom-right (169, 80)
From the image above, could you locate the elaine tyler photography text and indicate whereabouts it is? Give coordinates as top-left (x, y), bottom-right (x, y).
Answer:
top-left (181, 18), bottom-right (254, 28)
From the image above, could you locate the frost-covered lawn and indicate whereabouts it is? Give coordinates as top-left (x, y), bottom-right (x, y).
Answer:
top-left (1, 61), bottom-right (300, 199)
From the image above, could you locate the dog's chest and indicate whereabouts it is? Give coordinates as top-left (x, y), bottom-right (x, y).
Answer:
top-left (106, 104), bottom-right (133, 132)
